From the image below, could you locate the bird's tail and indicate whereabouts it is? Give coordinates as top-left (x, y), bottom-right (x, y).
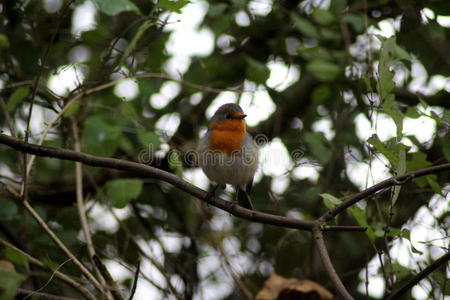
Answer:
top-left (237, 188), bottom-right (253, 210)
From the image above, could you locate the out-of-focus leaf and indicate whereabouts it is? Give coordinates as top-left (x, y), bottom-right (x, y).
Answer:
top-left (4, 247), bottom-right (28, 270)
top-left (343, 14), bottom-right (365, 32)
top-left (209, 3), bottom-right (228, 16)
top-left (378, 36), bottom-right (396, 100)
top-left (320, 193), bottom-right (342, 209)
top-left (443, 136), bottom-right (450, 161)
top-left (255, 273), bottom-right (335, 300)
top-left (401, 229), bottom-right (423, 255)
top-left (137, 128), bottom-right (160, 148)
top-left (406, 152), bottom-right (434, 187)
top-left (6, 86), bottom-right (29, 112)
top-left (63, 100), bottom-right (81, 117)
top-left (426, 176), bottom-right (442, 195)
top-left (306, 59), bottom-right (340, 82)
top-left (405, 106), bottom-right (421, 119)
top-left (303, 131), bottom-right (332, 163)
top-left (156, 0), bottom-right (190, 13)
top-left (312, 84), bottom-right (332, 103)
top-left (0, 268), bottom-right (23, 300)
top-left (105, 179), bottom-right (143, 208)
top-left (382, 94), bottom-right (404, 138)
top-left (291, 14), bottom-right (319, 38)
top-left (312, 9), bottom-right (335, 26)
top-left (119, 19), bottom-right (154, 66)
top-left (81, 116), bottom-right (122, 157)
top-left (93, 0), bottom-right (140, 16)
top-left (0, 34), bottom-right (10, 48)
top-left (350, 206), bottom-right (375, 244)
top-left (245, 57), bottom-right (270, 84)
top-left (329, 0), bottom-right (347, 13)
top-left (0, 197), bottom-right (18, 221)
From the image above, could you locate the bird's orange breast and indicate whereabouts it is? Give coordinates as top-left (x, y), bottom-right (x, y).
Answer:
top-left (210, 119), bottom-right (246, 155)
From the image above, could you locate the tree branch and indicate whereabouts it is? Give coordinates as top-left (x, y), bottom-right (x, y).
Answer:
top-left (0, 133), bottom-right (364, 232)
top-left (318, 164), bottom-right (450, 222)
top-left (386, 251), bottom-right (450, 300)
top-left (0, 239), bottom-right (97, 300)
top-left (313, 226), bottom-right (354, 300)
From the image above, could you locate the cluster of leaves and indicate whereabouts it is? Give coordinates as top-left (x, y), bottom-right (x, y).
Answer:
top-left (0, 0), bottom-right (449, 299)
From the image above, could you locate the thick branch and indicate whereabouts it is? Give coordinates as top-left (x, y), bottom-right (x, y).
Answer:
top-left (0, 133), bottom-right (363, 232)
top-left (386, 251), bottom-right (450, 300)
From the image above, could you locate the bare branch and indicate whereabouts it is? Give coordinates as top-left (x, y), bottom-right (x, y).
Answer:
top-left (312, 227), bottom-right (354, 300)
top-left (128, 260), bottom-right (141, 300)
top-left (386, 251), bottom-right (450, 300)
top-left (0, 133), bottom-right (367, 232)
top-left (93, 255), bottom-right (124, 300)
top-left (3, 184), bottom-right (104, 293)
top-left (0, 239), bottom-right (97, 300)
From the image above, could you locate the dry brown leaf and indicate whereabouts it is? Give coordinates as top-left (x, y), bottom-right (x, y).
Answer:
top-left (0, 260), bottom-right (16, 271)
top-left (256, 273), bottom-right (336, 300)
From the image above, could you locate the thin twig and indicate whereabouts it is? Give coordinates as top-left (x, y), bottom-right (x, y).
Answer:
top-left (4, 185), bottom-right (104, 293)
top-left (0, 238), bottom-right (97, 300)
top-left (386, 251), bottom-right (450, 300)
top-left (22, 258), bottom-right (72, 300)
top-left (17, 288), bottom-right (79, 300)
top-left (312, 227), bottom-right (354, 300)
top-left (128, 260), bottom-right (141, 300)
top-left (70, 118), bottom-right (109, 293)
top-left (93, 255), bottom-right (124, 300)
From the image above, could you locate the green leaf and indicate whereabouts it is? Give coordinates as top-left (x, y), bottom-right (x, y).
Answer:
top-left (320, 193), bottom-right (342, 209)
top-left (401, 229), bottom-right (423, 255)
top-left (329, 0), bottom-right (347, 13)
top-left (306, 59), bottom-right (341, 82)
top-left (137, 129), bottom-right (161, 147)
top-left (119, 19), bottom-right (154, 66)
top-left (0, 34), bottom-right (10, 48)
top-left (312, 9), bottom-right (335, 26)
top-left (303, 131), bottom-right (332, 163)
top-left (405, 106), bottom-right (421, 119)
top-left (105, 179), bottom-right (143, 208)
top-left (368, 134), bottom-right (396, 165)
top-left (0, 197), bottom-right (18, 221)
top-left (209, 3), bottom-right (228, 17)
top-left (382, 94), bottom-right (404, 138)
top-left (156, 0), bottom-right (190, 14)
top-left (245, 57), bottom-right (270, 84)
top-left (4, 247), bottom-right (28, 270)
top-left (312, 84), bottom-right (332, 103)
top-left (426, 175), bottom-right (442, 195)
top-left (406, 152), bottom-right (433, 187)
top-left (378, 36), bottom-right (396, 100)
top-left (443, 136), bottom-right (450, 161)
top-left (81, 116), bottom-right (122, 157)
top-left (6, 86), bottom-right (29, 112)
top-left (0, 269), bottom-right (23, 300)
top-left (343, 14), bottom-right (365, 33)
top-left (350, 206), bottom-right (375, 244)
top-left (63, 100), bottom-right (81, 117)
top-left (93, 0), bottom-right (140, 16)
top-left (291, 14), bottom-right (319, 38)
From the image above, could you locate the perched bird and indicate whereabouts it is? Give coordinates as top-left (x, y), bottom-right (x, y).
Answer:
top-left (198, 103), bottom-right (259, 209)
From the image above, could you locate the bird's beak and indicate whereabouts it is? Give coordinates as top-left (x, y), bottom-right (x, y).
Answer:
top-left (232, 113), bottom-right (247, 120)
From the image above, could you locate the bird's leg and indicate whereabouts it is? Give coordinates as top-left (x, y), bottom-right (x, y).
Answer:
top-left (205, 184), bottom-right (225, 203)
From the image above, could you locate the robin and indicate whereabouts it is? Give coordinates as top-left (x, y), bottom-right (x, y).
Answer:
top-left (198, 103), bottom-right (259, 209)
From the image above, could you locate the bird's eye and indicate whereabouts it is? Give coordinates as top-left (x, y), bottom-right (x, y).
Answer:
top-left (225, 114), bottom-right (231, 119)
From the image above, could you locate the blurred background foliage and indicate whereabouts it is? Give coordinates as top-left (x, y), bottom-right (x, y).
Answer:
top-left (0, 0), bottom-right (449, 299)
